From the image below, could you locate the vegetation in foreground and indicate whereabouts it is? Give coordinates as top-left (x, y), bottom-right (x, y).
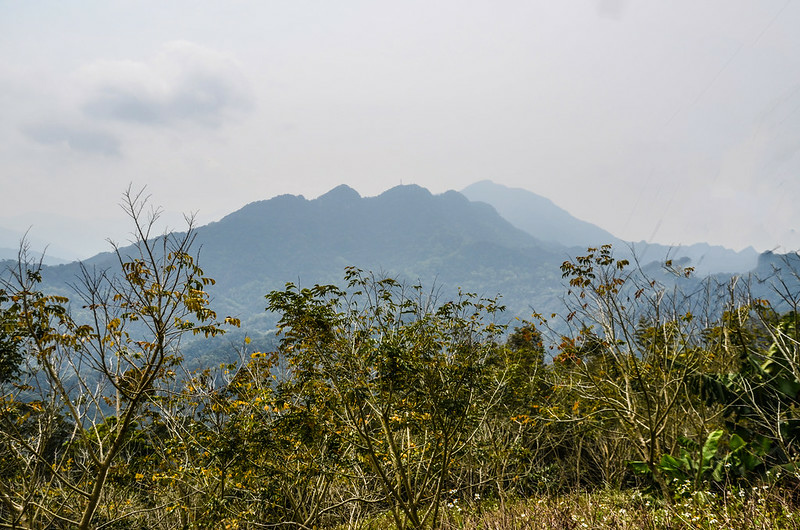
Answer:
top-left (409, 486), bottom-right (800, 530)
top-left (2, 192), bottom-right (800, 529)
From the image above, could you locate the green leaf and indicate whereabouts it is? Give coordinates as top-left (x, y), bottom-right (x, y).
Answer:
top-left (701, 430), bottom-right (724, 466)
top-left (729, 433), bottom-right (745, 451)
top-left (712, 461), bottom-right (725, 482)
top-left (659, 454), bottom-right (683, 472)
top-left (677, 435), bottom-right (698, 451)
top-left (628, 461), bottom-right (651, 475)
top-left (740, 452), bottom-right (762, 472)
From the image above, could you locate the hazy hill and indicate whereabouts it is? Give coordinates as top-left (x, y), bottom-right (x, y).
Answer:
top-left (0, 247), bottom-right (71, 266)
top-left (191, 184), bottom-right (567, 324)
top-left (461, 180), bottom-right (622, 249)
top-left (626, 241), bottom-right (759, 276)
top-left (0, 225), bottom-right (73, 265)
top-left (40, 185), bottom-right (568, 332)
top-left (15, 182), bottom-right (800, 368)
top-left (461, 180), bottom-right (759, 276)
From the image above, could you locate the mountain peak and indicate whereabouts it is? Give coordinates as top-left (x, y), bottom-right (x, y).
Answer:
top-left (378, 184), bottom-right (432, 200)
top-left (316, 184), bottom-right (361, 203)
top-left (461, 180), bottom-right (618, 249)
top-left (464, 179), bottom-right (504, 190)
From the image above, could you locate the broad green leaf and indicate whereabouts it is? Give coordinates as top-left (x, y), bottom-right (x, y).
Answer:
top-left (659, 454), bottom-right (683, 472)
top-left (729, 433), bottom-right (745, 451)
top-left (702, 430), bottom-right (724, 466)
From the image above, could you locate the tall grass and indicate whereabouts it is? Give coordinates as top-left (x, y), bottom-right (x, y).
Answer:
top-left (350, 483), bottom-right (800, 529)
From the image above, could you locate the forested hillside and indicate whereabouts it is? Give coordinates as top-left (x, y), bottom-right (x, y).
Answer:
top-left (3, 190), bottom-right (800, 528)
top-left (37, 185), bottom-right (570, 334)
top-left (34, 184), bottom-right (771, 334)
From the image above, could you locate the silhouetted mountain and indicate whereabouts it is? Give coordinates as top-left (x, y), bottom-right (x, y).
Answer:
top-left (461, 180), bottom-right (621, 249)
top-left (13, 183), bottom-right (800, 369)
top-left (40, 185), bottom-right (567, 333)
top-left (461, 180), bottom-right (759, 276)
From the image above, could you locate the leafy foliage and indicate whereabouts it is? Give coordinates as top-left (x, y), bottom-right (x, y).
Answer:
top-left (3, 227), bottom-right (800, 528)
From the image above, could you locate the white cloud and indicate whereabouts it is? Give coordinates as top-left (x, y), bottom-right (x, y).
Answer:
top-left (15, 41), bottom-right (253, 158)
top-left (79, 41), bottom-right (253, 127)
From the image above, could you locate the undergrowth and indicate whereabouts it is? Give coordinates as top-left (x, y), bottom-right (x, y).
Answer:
top-left (349, 483), bottom-right (800, 530)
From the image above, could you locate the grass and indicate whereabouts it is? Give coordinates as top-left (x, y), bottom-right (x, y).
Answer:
top-left (352, 484), bottom-right (800, 529)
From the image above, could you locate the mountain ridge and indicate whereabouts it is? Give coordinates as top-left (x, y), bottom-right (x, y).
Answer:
top-left (35, 185), bottom-right (565, 331)
top-left (23, 181), bottom-right (788, 342)
top-left (461, 180), bottom-right (759, 275)
top-left (461, 180), bottom-right (622, 249)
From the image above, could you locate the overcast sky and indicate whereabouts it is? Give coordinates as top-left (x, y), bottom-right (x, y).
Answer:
top-left (1, 1), bottom-right (799, 259)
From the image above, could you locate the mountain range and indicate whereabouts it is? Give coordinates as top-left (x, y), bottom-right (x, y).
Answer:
top-left (9, 181), bottom-right (794, 357)
top-left (40, 184), bottom-right (566, 328)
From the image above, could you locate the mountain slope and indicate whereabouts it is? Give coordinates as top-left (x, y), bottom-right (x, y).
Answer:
top-left (41, 185), bottom-right (567, 330)
top-left (20, 182), bottom-right (800, 370)
top-left (461, 180), bottom-right (622, 249)
top-left (193, 184), bottom-right (565, 321)
top-left (462, 180), bottom-right (759, 275)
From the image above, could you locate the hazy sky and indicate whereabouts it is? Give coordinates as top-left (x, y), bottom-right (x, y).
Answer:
top-left (2, 1), bottom-right (799, 259)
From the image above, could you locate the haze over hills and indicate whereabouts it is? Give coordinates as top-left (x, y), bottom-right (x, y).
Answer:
top-left (461, 180), bottom-right (760, 276)
top-left (39, 184), bottom-right (569, 332)
top-left (0, 247), bottom-right (71, 266)
top-left (0, 225), bottom-right (73, 265)
top-left (0, 210), bottom-right (212, 263)
top-left (17, 181), bottom-right (794, 348)
top-left (461, 180), bottom-right (623, 249)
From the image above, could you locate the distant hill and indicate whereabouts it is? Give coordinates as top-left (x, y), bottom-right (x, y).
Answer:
top-left (41, 185), bottom-right (569, 332)
top-left (13, 182), bottom-right (800, 368)
top-left (0, 247), bottom-right (71, 266)
top-left (0, 225), bottom-right (75, 265)
top-left (626, 241), bottom-right (759, 276)
top-left (461, 180), bottom-right (622, 249)
top-left (461, 180), bottom-right (759, 276)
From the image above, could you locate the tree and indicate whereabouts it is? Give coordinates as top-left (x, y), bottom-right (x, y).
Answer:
top-left (547, 245), bottom-right (719, 498)
top-left (0, 188), bottom-right (234, 529)
top-left (266, 268), bottom-right (506, 529)
top-left (698, 305), bottom-right (800, 473)
top-left (457, 323), bottom-right (553, 498)
top-left (0, 284), bottom-right (24, 386)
